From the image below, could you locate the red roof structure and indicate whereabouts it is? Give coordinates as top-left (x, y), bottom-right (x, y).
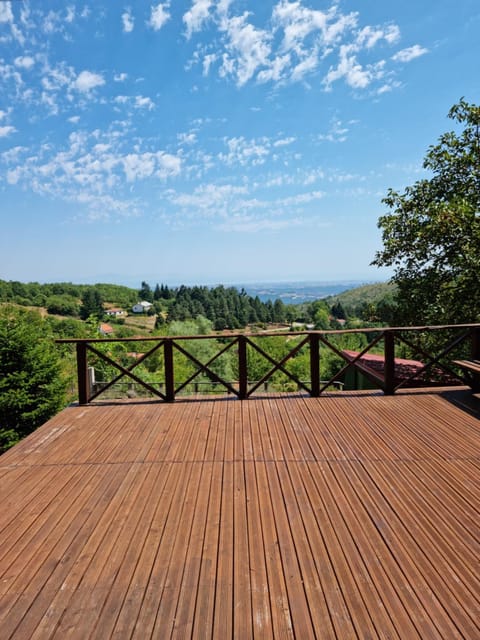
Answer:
top-left (99, 322), bottom-right (114, 335)
top-left (342, 350), bottom-right (457, 387)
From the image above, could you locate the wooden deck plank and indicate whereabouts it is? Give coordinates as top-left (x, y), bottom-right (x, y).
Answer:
top-left (233, 459), bottom-right (253, 639)
top-left (368, 461), bottom-right (479, 615)
top-left (191, 461), bottom-right (223, 639)
top-left (0, 389), bottom-right (478, 639)
top-left (0, 465), bottom-right (67, 551)
top-left (307, 459), bottom-right (409, 638)
top-left (30, 462), bottom-right (165, 639)
top-left (0, 464), bottom-right (99, 597)
top-left (108, 461), bottom-right (182, 638)
top-left (1, 463), bottom-right (122, 639)
top-left (349, 462), bottom-right (476, 638)
top-left (150, 462), bottom-right (205, 639)
top-left (213, 459), bottom-right (234, 638)
top-left (263, 460), bottom-right (316, 637)
top-left (170, 460), bottom-right (216, 639)
top-left (55, 464), bottom-right (156, 639)
top-left (309, 459), bottom-right (409, 639)
top-left (253, 460), bottom-right (294, 638)
top-left (274, 461), bottom-right (340, 638)
top-left (244, 460), bottom-right (272, 638)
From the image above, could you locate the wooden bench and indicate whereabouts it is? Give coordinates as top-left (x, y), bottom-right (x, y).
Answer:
top-left (452, 359), bottom-right (480, 391)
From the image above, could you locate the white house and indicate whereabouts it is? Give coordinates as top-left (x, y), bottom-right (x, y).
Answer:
top-left (105, 308), bottom-right (125, 317)
top-left (132, 301), bottom-right (153, 313)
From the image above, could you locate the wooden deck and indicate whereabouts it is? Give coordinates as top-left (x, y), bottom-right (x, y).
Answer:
top-left (0, 390), bottom-right (479, 639)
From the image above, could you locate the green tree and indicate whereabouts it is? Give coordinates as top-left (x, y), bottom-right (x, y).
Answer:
top-left (273, 299), bottom-right (286, 323)
top-left (80, 288), bottom-right (104, 320)
top-left (0, 306), bottom-right (67, 452)
top-left (46, 294), bottom-right (80, 317)
top-left (372, 99), bottom-right (480, 325)
top-left (139, 281), bottom-right (153, 302)
top-left (331, 301), bottom-right (347, 321)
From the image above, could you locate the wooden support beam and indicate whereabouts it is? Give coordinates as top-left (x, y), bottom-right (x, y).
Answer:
top-left (76, 342), bottom-right (89, 405)
top-left (309, 333), bottom-right (320, 397)
top-left (383, 331), bottom-right (395, 395)
top-left (164, 339), bottom-right (175, 402)
top-left (238, 335), bottom-right (248, 400)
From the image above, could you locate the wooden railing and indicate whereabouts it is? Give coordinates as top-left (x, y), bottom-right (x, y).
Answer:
top-left (57, 323), bottom-right (480, 404)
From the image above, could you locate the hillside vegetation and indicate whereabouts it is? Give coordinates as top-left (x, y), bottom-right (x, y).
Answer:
top-left (0, 278), bottom-right (398, 333)
top-left (324, 282), bottom-right (397, 322)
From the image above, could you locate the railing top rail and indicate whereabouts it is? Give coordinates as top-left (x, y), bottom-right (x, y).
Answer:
top-left (55, 322), bottom-right (480, 344)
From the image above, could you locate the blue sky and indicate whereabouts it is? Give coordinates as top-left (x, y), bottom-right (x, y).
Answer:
top-left (0, 1), bottom-right (479, 286)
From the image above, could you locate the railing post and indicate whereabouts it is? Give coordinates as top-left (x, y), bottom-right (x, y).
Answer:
top-left (384, 330), bottom-right (395, 395)
top-left (164, 339), bottom-right (175, 402)
top-left (76, 342), bottom-right (89, 405)
top-left (471, 327), bottom-right (480, 360)
top-left (469, 327), bottom-right (480, 392)
top-left (238, 335), bottom-right (248, 400)
top-left (309, 333), bottom-right (320, 397)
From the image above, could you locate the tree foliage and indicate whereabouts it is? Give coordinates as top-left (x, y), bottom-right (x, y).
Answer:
top-left (80, 288), bottom-right (104, 320)
top-left (372, 99), bottom-right (480, 325)
top-left (0, 306), bottom-right (67, 452)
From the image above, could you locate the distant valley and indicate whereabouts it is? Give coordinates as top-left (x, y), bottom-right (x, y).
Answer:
top-left (239, 281), bottom-right (379, 304)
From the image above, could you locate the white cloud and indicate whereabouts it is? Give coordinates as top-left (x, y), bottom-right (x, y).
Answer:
top-left (219, 136), bottom-right (270, 166)
top-left (323, 45), bottom-right (386, 90)
top-left (14, 56), bottom-right (35, 69)
top-left (65, 6), bottom-right (75, 24)
top-left (163, 175), bottom-right (327, 231)
top-left (256, 53), bottom-right (291, 84)
top-left (1, 146), bottom-right (25, 165)
top-left (135, 95), bottom-right (155, 110)
top-left (156, 153), bottom-right (182, 178)
top-left (377, 80), bottom-right (401, 94)
top-left (184, 0), bottom-right (214, 39)
top-left (278, 190), bottom-right (324, 206)
top-left (356, 24), bottom-right (400, 49)
top-left (178, 132), bottom-right (197, 145)
top-left (41, 62), bottom-right (74, 93)
top-left (392, 45), bottom-right (428, 63)
top-left (202, 53), bottom-right (218, 76)
top-left (318, 117), bottom-right (352, 143)
top-left (74, 70), bottom-right (105, 92)
top-left (168, 183), bottom-right (248, 213)
top-left (1, 125), bottom-right (181, 219)
top-left (123, 153), bottom-right (156, 181)
top-left (113, 94), bottom-right (155, 111)
top-left (186, 2), bottom-right (405, 91)
top-left (0, 62), bottom-right (23, 93)
top-left (114, 73), bottom-right (128, 82)
top-left (73, 192), bottom-right (140, 220)
top-left (43, 10), bottom-right (62, 34)
top-left (290, 48), bottom-right (319, 82)
top-left (272, 1), bottom-right (329, 52)
top-left (7, 167), bottom-right (22, 184)
top-left (122, 9), bottom-right (134, 33)
top-left (104, 149), bottom-right (180, 183)
top-left (148, 3), bottom-right (170, 31)
top-left (68, 115), bottom-right (80, 124)
top-left (0, 125), bottom-right (16, 138)
top-left (218, 13), bottom-right (272, 86)
top-left (0, 2), bottom-right (13, 24)
top-left (273, 137), bottom-right (296, 147)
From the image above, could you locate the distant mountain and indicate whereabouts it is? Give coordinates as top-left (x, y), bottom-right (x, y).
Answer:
top-left (239, 281), bottom-right (380, 305)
